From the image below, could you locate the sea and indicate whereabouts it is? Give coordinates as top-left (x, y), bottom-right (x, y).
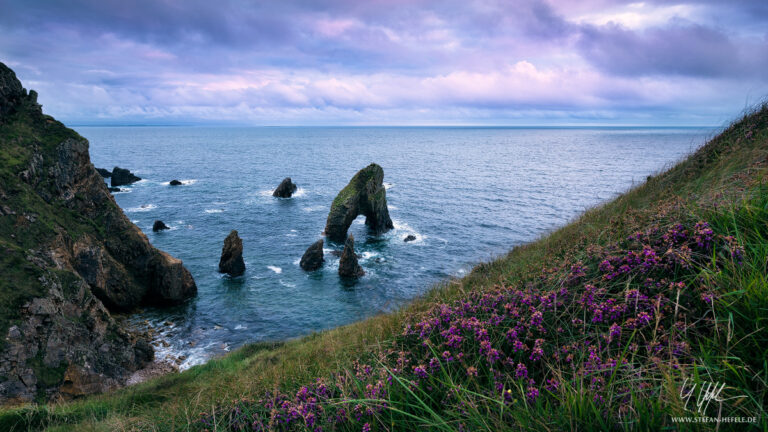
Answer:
top-left (78, 126), bottom-right (715, 369)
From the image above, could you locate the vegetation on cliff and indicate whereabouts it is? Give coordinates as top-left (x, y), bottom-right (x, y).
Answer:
top-left (2, 103), bottom-right (767, 430)
top-left (0, 62), bottom-right (196, 405)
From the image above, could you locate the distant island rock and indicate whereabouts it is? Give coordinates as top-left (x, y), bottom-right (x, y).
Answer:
top-left (219, 230), bottom-right (245, 276)
top-left (0, 62), bottom-right (196, 405)
top-left (110, 167), bottom-right (141, 187)
top-left (273, 177), bottom-right (298, 198)
top-left (169, 179), bottom-right (182, 186)
top-left (96, 167), bottom-right (111, 177)
top-left (153, 220), bottom-right (170, 232)
top-left (300, 239), bottom-right (324, 271)
top-left (324, 163), bottom-right (393, 243)
top-left (338, 235), bottom-right (364, 278)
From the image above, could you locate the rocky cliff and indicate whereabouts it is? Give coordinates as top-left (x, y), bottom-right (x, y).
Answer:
top-left (0, 62), bottom-right (196, 405)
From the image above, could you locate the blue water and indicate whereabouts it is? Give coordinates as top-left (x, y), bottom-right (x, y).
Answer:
top-left (79, 126), bottom-right (714, 368)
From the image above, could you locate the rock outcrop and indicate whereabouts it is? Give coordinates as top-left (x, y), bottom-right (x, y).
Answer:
top-left (153, 220), bottom-right (170, 232)
top-left (324, 164), bottom-right (393, 243)
top-left (0, 62), bottom-right (196, 405)
top-left (218, 230), bottom-right (245, 276)
top-left (96, 168), bottom-right (111, 177)
top-left (300, 239), bottom-right (324, 271)
top-left (273, 177), bottom-right (298, 198)
top-left (169, 179), bottom-right (182, 186)
top-left (404, 235), bottom-right (416, 242)
top-left (110, 167), bottom-right (141, 187)
top-left (338, 235), bottom-right (364, 278)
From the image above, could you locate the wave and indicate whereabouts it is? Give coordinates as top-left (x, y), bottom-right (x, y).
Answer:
top-left (267, 265), bottom-right (282, 274)
top-left (204, 208), bottom-right (224, 214)
top-left (390, 219), bottom-right (426, 243)
top-left (279, 279), bottom-right (296, 288)
top-left (125, 203), bottom-right (157, 213)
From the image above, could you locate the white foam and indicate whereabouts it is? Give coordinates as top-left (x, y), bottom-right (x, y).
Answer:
top-left (383, 182), bottom-right (394, 190)
top-left (292, 187), bottom-right (307, 197)
top-left (234, 324), bottom-right (247, 330)
top-left (180, 179), bottom-right (197, 185)
top-left (267, 265), bottom-right (282, 274)
top-left (302, 205), bottom-right (325, 212)
top-left (360, 251), bottom-right (378, 260)
top-left (391, 219), bottom-right (426, 243)
top-left (126, 203), bottom-right (157, 213)
top-left (279, 279), bottom-right (296, 288)
top-left (388, 205), bottom-right (399, 210)
top-left (204, 209), bottom-right (224, 214)
top-left (285, 233), bottom-right (297, 237)
top-left (293, 258), bottom-right (301, 265)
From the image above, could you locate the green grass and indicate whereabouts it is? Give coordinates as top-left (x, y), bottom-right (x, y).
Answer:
top-left (2, 106), bottom-right (768, 431)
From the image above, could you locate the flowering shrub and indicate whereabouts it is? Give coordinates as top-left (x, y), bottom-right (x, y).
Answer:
top-left (198, 219), bottom-right (746, 431)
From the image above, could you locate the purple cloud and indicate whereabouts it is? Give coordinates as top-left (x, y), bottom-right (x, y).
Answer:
top-left (0, 0), bottom-right (766, 125)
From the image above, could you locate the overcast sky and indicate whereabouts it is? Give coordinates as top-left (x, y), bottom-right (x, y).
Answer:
top-left (1, 0), bottom-right (767, 125)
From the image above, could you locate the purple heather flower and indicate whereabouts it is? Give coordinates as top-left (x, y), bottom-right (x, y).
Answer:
top-left (515, 362), bottom-right (528, 379)
top-left (413, 366), bottom-right (428, 379)
top-left (637, 311), bottom-right (652, 327)
top-left (526, 387), bottom-right (539, 402)
top-left (608, 323), bottom-right (621, 342)
top-left (362, 422), bottom-right (371, 432)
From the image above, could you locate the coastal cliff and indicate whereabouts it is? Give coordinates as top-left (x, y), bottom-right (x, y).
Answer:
top-left (0, 62), bottom-right (196, 404)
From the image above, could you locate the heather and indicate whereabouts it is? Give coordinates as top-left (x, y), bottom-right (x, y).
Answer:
top-left (197, 199), bottom-right (765, 431)
top-left (2, 107), bottom-right (768, 430)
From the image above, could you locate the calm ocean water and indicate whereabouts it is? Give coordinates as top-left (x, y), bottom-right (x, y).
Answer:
top-left (79, 126), bottom-right (714, 368)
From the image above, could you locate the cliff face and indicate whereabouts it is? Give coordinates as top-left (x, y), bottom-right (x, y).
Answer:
top-left (0, 62), bottom-right (196, 404)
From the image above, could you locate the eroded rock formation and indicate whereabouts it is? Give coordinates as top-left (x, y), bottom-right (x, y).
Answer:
top-left (0, 62), bottom-right (196, 404)
top-left (219, 230), bottom-right (245, 276)
top-left (300, 239), bottom-right (324, 271)
top-left (324, 163), bottom-right (393, 243)
top-left (273, 177), bottom-right (298, 198)
top-left (153, 220), bottom-right (170, 232)
top-left (338, 235), bottom-right (364, 278)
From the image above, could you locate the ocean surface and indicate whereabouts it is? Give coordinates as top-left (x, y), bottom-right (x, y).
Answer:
top-left (79, 126), bottom-right (715, 368)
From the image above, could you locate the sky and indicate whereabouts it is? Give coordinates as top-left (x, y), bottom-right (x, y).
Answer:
top-left (1, 0), bottom-right (767, 126)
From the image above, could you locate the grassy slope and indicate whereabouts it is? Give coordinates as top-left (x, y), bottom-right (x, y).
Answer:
top-left (2, 107), bottom-right (768, 431)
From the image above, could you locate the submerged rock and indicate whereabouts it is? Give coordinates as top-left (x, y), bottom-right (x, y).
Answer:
top-left (338, 235), bottom-right (364, 278)
top-left (107, 187), bottom-right (121, 193)
top-left (96, 168), bottom-right (111, 178)
top-left (110, 167), bottom-right (141, 187)
top-left (169, 179), bottom-right (182, 186)
top-left (300, 239), bottom-right (324, 271)
top-left (324, 163), bottom-right (394, 243)
top-left (219, 230), bottom-right (245, 276)
top-left (153, 220), bottom-right (170, 232)
top-left (273, 177), bottom-right (298, 198)
top-left (404, 235), bottom-right (416, 242)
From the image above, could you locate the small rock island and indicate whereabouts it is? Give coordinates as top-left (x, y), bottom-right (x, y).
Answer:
top-left (338, 235), bottom-right (364, 278)
top-left (273, 177), bottom-right (298, 198)
top-left (219, 230), bottom-right (245, 276)
top-left (324, 163), bottom-right (393, 243)
top-left (300, 239), bottom-right (324, 271)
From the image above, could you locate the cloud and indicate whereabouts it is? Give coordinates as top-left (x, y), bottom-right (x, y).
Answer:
top-left (0, 0), bottom-right (766, 125)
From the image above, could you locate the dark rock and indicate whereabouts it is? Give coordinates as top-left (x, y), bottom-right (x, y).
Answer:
top-left (324, 163), bottom-right (393, 243)
top-left (338, 235), bottom-right (364, 278)
top-left (0, 62), bottom-right (196, 405)
top-left (273, 177), bottom-right (298, 198)
top-left (169, 179), bottom-right (182, 186)
top-left (153, 220), bottom-right (170, 232)
top-left (300, 239), bottom-right (324, 271)
top-left (219, 230), bottom-right (245, 276)
top-left (404, 235), bottom-right (417, 242)
top-left (110, 167), bottom-right (141, 187)
top-left (107, 187), bottom-right (121, 193)
top-left (96, 168), bottom-right (111, 178)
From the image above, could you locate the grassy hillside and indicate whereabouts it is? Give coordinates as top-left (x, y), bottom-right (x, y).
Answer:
top-left (2, 106), bottom-right (768, 431)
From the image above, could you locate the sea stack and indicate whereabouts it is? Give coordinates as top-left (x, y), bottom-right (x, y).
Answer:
top-left (338, 235), bottom-right (364, 278)
top-left (273, 177), bottom-right (298, 198)
top-left (169, 179), bottom-right (182, 186)
top-left (96, 167), bottom-right (111, 177)
top-left (324, 163), bottom-right (394, 243)
top-left (300, 239), bottom-right (324, 271)
top-left (153, 220), bottom-right (170, 232)
top-left (219, 230), bottom-right (245, 276)
top-left (110, 167), bottom-right (141, 187)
